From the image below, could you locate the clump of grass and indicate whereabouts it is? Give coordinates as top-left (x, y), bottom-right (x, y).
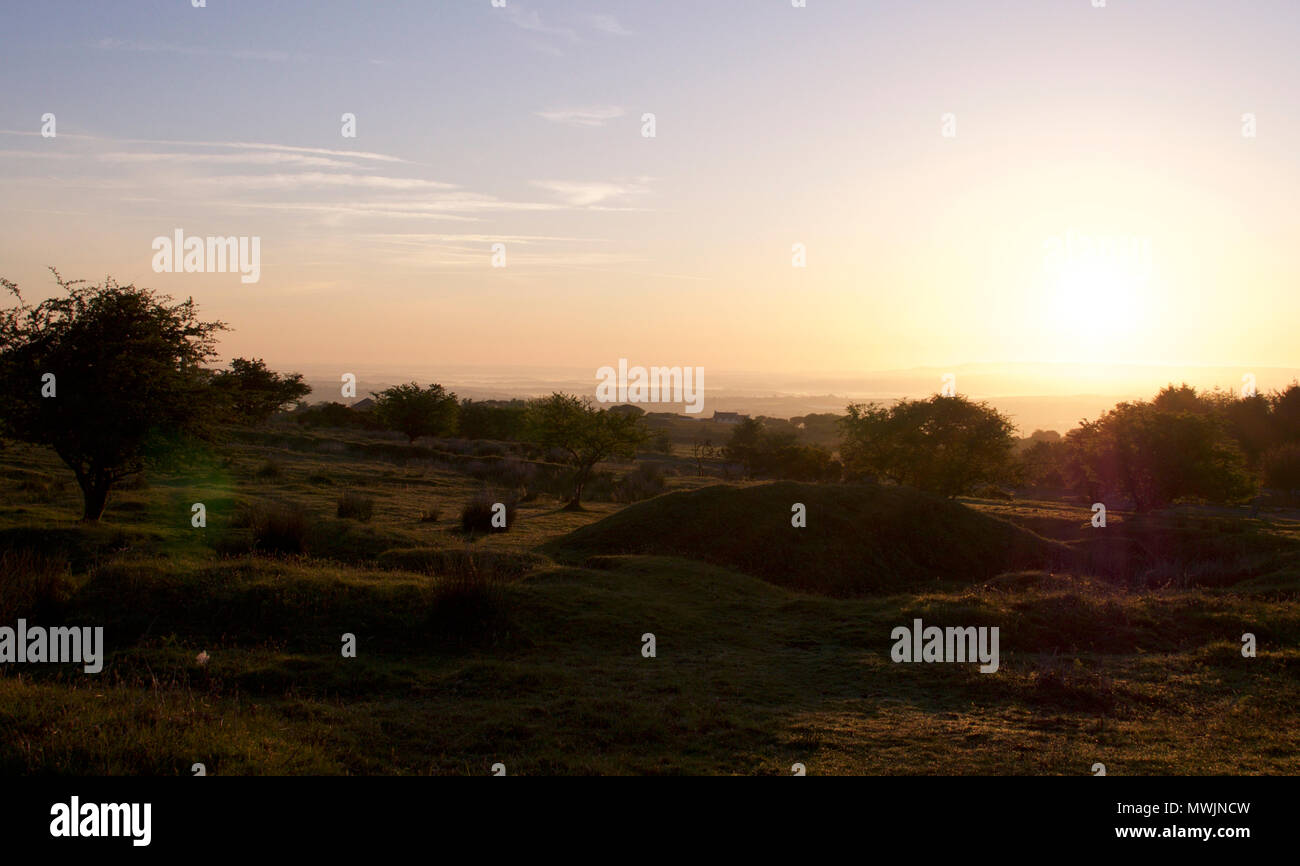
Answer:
top-left (460, 494), bottom-right (518, 534)
top-left (427, 555), bottom-right (510, 647)
top-left (336, 491), bottom-right (375, 522)
top-left (234, 501), bottom-right (309, 555)
top-left (255, 460), bottom-right (282, 480)
top-left (419, 504), bottom-right (441, 523)
top-left (306, 473), bottom-right (335, 487)
top-left (0, 548), bottom-right (74, 621)
top-left (615, 462), bottom-right (667, 503)
top-left (1025, 664), bottom-right (1119, 714)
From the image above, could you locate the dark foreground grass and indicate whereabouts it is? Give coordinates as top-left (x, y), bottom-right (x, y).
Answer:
top-left (3, 555), bottom-right (1297, 774)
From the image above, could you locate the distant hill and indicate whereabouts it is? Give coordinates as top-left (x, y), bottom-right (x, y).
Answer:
top-left (545, 481), bottom-right (1067, 596)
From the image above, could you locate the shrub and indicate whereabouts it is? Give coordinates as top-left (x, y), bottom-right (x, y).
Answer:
top-left (234, 501), bottom-right (309, 555)
top-left (460, 494), bottom-right (518, 533)
top-left (255, 460), bottom-right (282, 480)
top-left (0, 548), bottom-right (74, 621)
top-left (581, 464), bottom-right (668, 503)
top-left (419, 504), bottom-right (441, 523)
top-left (336, 490), bottom-right (375, 522)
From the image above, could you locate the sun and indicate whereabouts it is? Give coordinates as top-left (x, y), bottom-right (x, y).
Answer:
top-left (1043, 235), bottom-right (1153, 346)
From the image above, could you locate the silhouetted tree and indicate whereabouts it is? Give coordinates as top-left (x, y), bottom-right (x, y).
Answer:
top-left (457, 399), bottom-right (527, 441)
top-left (838, 394), bottom-right (1016, 496)
top-left (372, 382), bottom-right (459, 443)
top-left (524, 393), bottom-right (647, 509)
top-left (0, 270), bottom-right (225, 520)
top-left (723, 417), bottom-right (839, 481)
top-left (1063, 394), bottom-right (1254, 511)
top-left (212, 357), bottom-right (311, 424)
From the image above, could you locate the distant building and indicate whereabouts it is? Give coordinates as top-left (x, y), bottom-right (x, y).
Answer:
top-left (710, 411), bottom-right (748, 424)
top-left (350, 397), bottom-right (376, 412)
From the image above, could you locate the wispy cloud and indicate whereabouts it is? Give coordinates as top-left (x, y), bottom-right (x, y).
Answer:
top-left (0, 130), bottom-right (415, 164)
top-left (531, 178), bottom-right (651, 207)
top-left (589, 14), bottom-right (632, 36)
top-left (498, 6), bottom-right (579, 42)
top-left (535, 106), bottom-right (625, 128)
top-left (0, 149), bottom-right (78, 160)
top-left (98, 152), bottom-right (361, 169)
top-left (187, 173), bottom-right (458, 191)
top-left (97, 37), bottom-right (297, 63)
top-left (362, 233), bottom-right (608, 245)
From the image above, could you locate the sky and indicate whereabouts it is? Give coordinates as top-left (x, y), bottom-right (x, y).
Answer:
top-left (1, 0), bottom-right (1298, 403)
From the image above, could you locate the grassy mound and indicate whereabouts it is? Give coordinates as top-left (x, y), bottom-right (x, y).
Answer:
top-left (545, 481), bottom-right (1068, 596)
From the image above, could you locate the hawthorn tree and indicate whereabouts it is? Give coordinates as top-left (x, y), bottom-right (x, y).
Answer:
top-left (0, 270), bottom-right (226, 520)
top-left (371, 382), bottom-right (459, 443)
top-left (524, 393), bottom-right (647, 509)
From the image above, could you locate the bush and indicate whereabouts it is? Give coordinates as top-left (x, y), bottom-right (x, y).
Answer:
top-left (234, 501), bottom-right (310, 555)
top-left (336, 490), bottom-right (375, 522)
top-left (0, 548), bottom-right (74, 621)
top-left (255, 460), bottom-right (282, 480)
top-left (460, 494), bottom-right (518, 533)
top-left (1262, 443), bottom-right (1300, 494)
top-left (592, 462), bottom-right (670, 501)
top-left (419, 504), bottom-right (441, 523)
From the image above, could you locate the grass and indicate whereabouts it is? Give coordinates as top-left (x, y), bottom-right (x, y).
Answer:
top-left (546, 481), bottom-right (1071, 596)
top-left (1, 426), bottom-right (1298, 774)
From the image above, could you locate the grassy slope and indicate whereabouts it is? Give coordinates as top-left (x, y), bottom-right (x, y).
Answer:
top-left (1, 431), bottom-right (1298, 774)
top-left (546, 481), bottom-right (1070, 595)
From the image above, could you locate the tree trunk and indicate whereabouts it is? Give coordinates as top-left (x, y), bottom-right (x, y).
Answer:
top-left (79, 475), bottom-right (111, 522)
top-left (565, 467), bottom-right (590, 511)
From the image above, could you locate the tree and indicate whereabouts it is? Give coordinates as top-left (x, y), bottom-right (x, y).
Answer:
top-left (722, 418), bottom-right (766, 475)
top-left (524, 393), bottom-right (647, 509)
top-left (1063, 396), bottom-right (1254, 511)
top-left (371, 382), bottom-right (459, 443)
top-left (211, 357), bottom-right (311, 425)
top-left (838, 394), bottom-right (1017, 496)
top-left (691, 437), bottom-right (715, 476)
top-left (1017, 438), bottom-right (1069, 490)
top-left (0, 270), bottom-right (226, 520)
top-left (1262, 443), bottom-right (1300, 497)
top-left (457, 399), bottom-right (527, 441)
top-left (722, 418), bottom-right (839, 481)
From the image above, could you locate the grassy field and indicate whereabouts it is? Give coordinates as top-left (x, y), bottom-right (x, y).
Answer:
top-left (1, 425), bottom-right (1298, 775)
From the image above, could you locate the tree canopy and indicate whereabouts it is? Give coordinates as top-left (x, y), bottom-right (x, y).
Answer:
top-left (371, 382), bottom-right (459, 443)
top-left (0, 270), bottom-right (226, 520)
top-left (838, 394), bottom-right (1017, 496)
top-left (212, 357), bottom-right (311, 424)
top-left (524, 393), bottom-right (647, 509)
